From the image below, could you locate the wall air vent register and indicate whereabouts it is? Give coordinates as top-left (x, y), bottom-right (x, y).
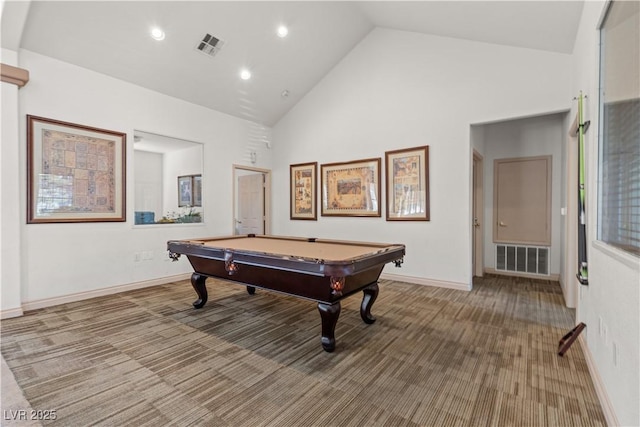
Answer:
top-left (496, 245), bottom-right (549, 276)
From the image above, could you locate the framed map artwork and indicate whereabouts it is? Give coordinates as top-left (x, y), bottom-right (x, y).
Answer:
top-left (290, 162), bottom-right (317, 220)
top-left (27, 115), bottom-right (126, 223)
top-left (385, 145), bottom-right (430, 221)
top-left (321, 158), bottom-right (381, 217)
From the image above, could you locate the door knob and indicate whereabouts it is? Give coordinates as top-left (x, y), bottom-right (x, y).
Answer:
top-left (499, 221), bottom-right (507, 227)
top-left (474, 218), bottom-right (480, 227)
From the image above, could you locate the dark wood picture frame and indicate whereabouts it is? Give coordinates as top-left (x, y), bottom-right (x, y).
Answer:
top-left (178, 175), bottom-right (193, 207)
top-left (321, 158), bottom-right (381, 217)
top-left (290, 162), bottom-right (317, 220)
top-left (385, 145), bottom-right (430, 221)
top-left (27, 115), bottom-right (126, 223)
top-left (193, 175), bottom-right (202, 207)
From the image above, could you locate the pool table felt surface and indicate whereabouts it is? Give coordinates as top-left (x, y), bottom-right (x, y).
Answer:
top-left (190, 236), bottom-right (394, 262)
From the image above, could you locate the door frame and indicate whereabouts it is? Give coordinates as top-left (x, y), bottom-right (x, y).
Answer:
top-left (232, 164), bottom-right (271, 235)
top-left (473, 150), bottom-right (484, 277)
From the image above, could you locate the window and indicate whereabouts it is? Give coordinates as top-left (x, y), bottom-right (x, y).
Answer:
top-left (598, 0), bottom-right (640, 255)
top-left (133, 131), bottom-right (203, 225)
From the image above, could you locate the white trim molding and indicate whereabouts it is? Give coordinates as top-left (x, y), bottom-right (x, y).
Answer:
top-left (381, 272), bottom-right (471, 291)
top-left (5, 272), bottom-right (468, 317)
top-left (0, 307), bottom-right (24, 320)
top-left (20, 274), bottom-right (190, 313)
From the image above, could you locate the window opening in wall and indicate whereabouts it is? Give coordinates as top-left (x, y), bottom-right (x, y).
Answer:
top-left (597, 0), bottom-right (640, 255)
top-left (133, 130), bottom-right (204, 225)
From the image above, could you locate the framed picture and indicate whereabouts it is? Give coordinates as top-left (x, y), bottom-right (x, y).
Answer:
top-left (178, 175), bottom-right (193, 207)
top-left (321, 158), bottom-right (381, 217)
top-left (290, 162), bottom-right (317, 220)
top-left (193, 175), bottom-right (202, 207)
top-left (27, 115), bottom-right (126, 223)
top-left (385, 145), bottom-right (430, 221)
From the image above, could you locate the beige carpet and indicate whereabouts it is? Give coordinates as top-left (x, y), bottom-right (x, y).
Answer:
top-left (1, 275), bottom-right (605, 426)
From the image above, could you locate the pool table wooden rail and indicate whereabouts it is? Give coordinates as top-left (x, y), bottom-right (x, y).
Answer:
top-left (167, 234), bottom-right (405, 352)
top-left (167, 235), bottom-right (404, 279)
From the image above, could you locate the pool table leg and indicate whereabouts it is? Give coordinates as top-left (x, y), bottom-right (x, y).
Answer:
top-left (191, 273), bottom-right (208, 309)
top-left (317, 302), bottom-right (341, 352)
top-left (360, 282), bottom-right (379, 324)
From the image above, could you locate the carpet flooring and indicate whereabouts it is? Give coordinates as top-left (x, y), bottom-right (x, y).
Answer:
top-left (1, 275), bottom-right (605, 426)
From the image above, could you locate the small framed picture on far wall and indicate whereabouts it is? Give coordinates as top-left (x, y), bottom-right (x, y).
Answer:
top-left (177, 174), bottom-right (202, 207)
top-left (290, 162), bottom-right (317, 220)
top-left (193, 175), bottom-right (202, 207)
top-left (178, 175), bottom-right (193, 207)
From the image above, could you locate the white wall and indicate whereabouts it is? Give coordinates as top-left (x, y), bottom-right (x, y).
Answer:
top-left (470, 125), bottom-right (485, 155)
top-left (134, 150), bottom-right (162, 219)
top-left (571, 2), bottom-right (640, 426)
top-left (3, 49), bottom-right (273, 306)
top-left (272, 27), bottom-right (572, 287)
top-left (481, 113), bottom-right (565, 276)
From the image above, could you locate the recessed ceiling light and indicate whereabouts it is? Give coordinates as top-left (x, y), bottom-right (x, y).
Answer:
top-left (277, 25), bottom-right (288, 38)
top-left (240, 69), bottom-right (251, 80)
top-left (150, 27), bottom-right (165, 41)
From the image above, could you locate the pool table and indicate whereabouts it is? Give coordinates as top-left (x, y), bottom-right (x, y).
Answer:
top-left (167, 234), bottom-right (405, 352)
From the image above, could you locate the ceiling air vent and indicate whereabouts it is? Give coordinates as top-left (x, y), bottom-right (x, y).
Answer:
top-left (196, 33), bottom-right (225, 58)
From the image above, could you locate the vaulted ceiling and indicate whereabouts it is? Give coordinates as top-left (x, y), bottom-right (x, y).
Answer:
top-left (1, 1), bottom-right (584, 126)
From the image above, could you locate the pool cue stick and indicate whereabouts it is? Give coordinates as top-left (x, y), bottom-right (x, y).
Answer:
top-left (577, 92), bottom-right (588, 285)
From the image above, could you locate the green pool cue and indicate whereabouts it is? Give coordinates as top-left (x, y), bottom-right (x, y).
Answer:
top-left (577, 92), bottom-right (588, 285)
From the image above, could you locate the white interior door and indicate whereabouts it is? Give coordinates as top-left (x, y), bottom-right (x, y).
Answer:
top-left (237, 173), bottom-right (264, 235)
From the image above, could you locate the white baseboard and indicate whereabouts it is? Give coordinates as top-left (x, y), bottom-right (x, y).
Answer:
top-left (5, 272), bottom-right (466, 316)
top-left (485, 268), bottom-right (560, 281)
top-left (381, 272), bottom-right (471, 291)
top-left (20, 273), bottom-right (191, 313)
top-left (579, 335), bottom-right (619, 427)
top-left (0, 307), bottom-right (24, 320)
